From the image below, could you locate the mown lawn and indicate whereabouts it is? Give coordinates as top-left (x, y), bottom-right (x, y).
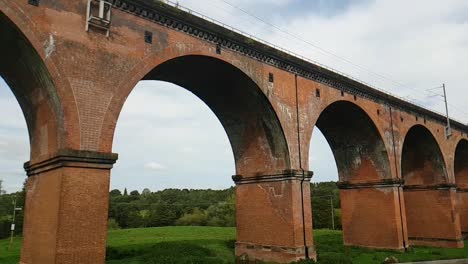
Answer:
top-left (1, 227), bottom-right (468, 264)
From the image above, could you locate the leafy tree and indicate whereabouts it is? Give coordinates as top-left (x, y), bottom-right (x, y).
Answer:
top-left (102, 184), bottom-right (340, 231)
top-left (142, 188), bottom-right (151, 196)
top-left (110, 189), bottom-right (122, 197)
top-left (113, 203), bottom-right (142, 228)
top-left (0, 180), bottom-right (6, 195)
top-left (123, 188), bottom-right (128, 196)
top-left (205, 194), bottom-right (235, 227)
top-left (176, 208), bottom-right (208, 226)
top-left (130, 190), bottom-right (140, 196)
top-left (107, 218), bottom-right (120, 230)
top-left (311, 182), bottom-right (341, 230)
top-left (148, 203), bottom-right (178, 227)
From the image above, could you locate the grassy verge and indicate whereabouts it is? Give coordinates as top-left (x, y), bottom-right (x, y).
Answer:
top-left (314, 229), bottom-right (468, 264)
top-left (1, 227), bottom-right (468, 264)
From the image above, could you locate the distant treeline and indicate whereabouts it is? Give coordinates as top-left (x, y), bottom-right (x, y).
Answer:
top-left (0, 181), bottom-right (341, 239)
top-left (108, 188), bottom-right (236, 229)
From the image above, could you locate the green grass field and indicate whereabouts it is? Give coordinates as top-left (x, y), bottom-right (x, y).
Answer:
top-left (1, 227), bottom-right (468, 264)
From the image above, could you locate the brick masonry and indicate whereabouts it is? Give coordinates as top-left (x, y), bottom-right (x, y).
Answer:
top-left (0, 0), bottom-right (467, 263)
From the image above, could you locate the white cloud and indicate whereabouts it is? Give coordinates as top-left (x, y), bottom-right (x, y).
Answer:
top-left (179, 0), bottom-right (468, 122)
top-left (144, 162), bottom-right (166, 171)
top-left (180, 147), bottom-right (195, 153)
top-left (2, 1), bottom-right (468, 193)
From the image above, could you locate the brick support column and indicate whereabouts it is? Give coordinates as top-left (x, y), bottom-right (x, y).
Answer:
top-left (233, 170), bottom-right (315, 263)
top-left (458, 187), bottom-right (468, 237)
top-left (404, 184), bottom-right (463, 248)
top-left (20, 149), bottom-right (118, 264)
top-left (337, 179), bottom-right (407, 250)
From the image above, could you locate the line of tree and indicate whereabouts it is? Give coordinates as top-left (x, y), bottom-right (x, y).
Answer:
top-left (0, 181), bottom-right (341, 239)
top-left (0, 180), bottom-right (26, 239)
top-left (108, 187), bottom-right (236, 229)
top-left (107, 182), bottom-right (342, 230)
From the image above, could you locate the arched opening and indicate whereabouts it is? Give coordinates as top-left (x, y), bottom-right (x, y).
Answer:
top-left (315, 101), bottom-right (390, 183)
top-left (138, 55), bottom-right (290, 176)
top-left (455, 139), bottom-right (468, 236)
top-left (402, 125), bottom-right (447, 186)
top-left (309, 127), bottom-right (341, 241)
top-left (0, 10), bottom-right (67, 263)
top-left (0, 77), bottom-right (29, 191)
top-left (310, 101), bottom-right (403, 250)
top-left (107, 80), bottom-right (236, 262)
top-left (402, 125), bottom-right (462, 247)
top-left (0, 76), bottom-right (29, 254)
top-left (108, 55), bottom-right (293, 262)
top-left (0, 12), bottom-right (62, 157)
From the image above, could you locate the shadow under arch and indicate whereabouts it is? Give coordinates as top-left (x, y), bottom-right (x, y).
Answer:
top-left (310, 101), bottom-right (404, 250)
top-left (0, 11), bottom-right (63, 158)
top-left (130, 55), bottom-right (291, 176)
top-left (314, 101), bottom-right (391, 183)
top-left (454, 139), bottom-right (468, 235)
top-left (455, 139), bottom-right (468, 185)
top-left (401, 125), bottom-right (462, 247)
top-left (401, 125), bottom-right (447, 185)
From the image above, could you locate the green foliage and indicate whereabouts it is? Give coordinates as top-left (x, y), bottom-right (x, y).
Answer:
top-left (108, 187), bottom-right (235, 229)
top-left (311, 182), bottom-right (341, 230)
top-left (110, 189), bottom-right (122, 197)
top-left (142, 188), bottom-right (151, 196)
top-left (176, 208), bottom-right (208, 226)
top-left (4, 227), bottom-right (468, 264)
top-left (130, 190), bottom-right (140, 196)
top-left (0, 180), bottom-right (26, 239)
top-left (108, 218), bottom-right (121, 230)
top-left (147, 203), bottom-right (178, 227)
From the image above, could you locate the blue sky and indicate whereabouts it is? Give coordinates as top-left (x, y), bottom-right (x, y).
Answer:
top-left (1, 0), bottom-right (468, 193)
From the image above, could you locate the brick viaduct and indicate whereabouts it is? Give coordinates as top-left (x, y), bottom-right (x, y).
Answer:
top-left (1, 0), bottom-right (467, 263)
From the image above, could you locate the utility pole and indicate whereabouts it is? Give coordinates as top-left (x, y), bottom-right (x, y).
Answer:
top-left (427, 84), bottom-right (452, 139)
top-left (443, 84), bottom-right (452, 138)
top-left (8, 196), bottom-right (22, 250)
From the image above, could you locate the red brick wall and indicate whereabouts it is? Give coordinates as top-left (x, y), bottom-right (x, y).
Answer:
top-left (404, 189), bottom-right (462, 247)
top-left (1, 0), bottom-right (468, 263)
top-left (341, 187), bottom-right (406, 249)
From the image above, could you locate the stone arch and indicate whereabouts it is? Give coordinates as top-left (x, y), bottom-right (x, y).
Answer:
top-left (401, 125), bottom-right (447, 185)
top-left (401, 125), bottom-right (462, 247)
top-left (109, 55), bottom-right (290, 176)
top-left (455, 139), bottom-right (468, 235)
top-left (310, 101), bottom-right (404, 250)
top-left (455, 139), bottom-right (468, 185)
top-left (313, 100), bottom-right (391, 183)
top-left (0, 10), bottom-right (65, 159)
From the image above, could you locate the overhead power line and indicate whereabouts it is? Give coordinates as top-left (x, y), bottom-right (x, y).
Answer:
top-left (212, 0), bottom-right (468, 123)
top-left (169, 0), bottom-right (467, 123)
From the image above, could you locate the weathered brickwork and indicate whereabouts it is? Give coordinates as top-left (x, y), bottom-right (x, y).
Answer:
top-left (455, 140), bottom-right (468, 235)
top-left (1, 0), bottom-right (467, 263)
